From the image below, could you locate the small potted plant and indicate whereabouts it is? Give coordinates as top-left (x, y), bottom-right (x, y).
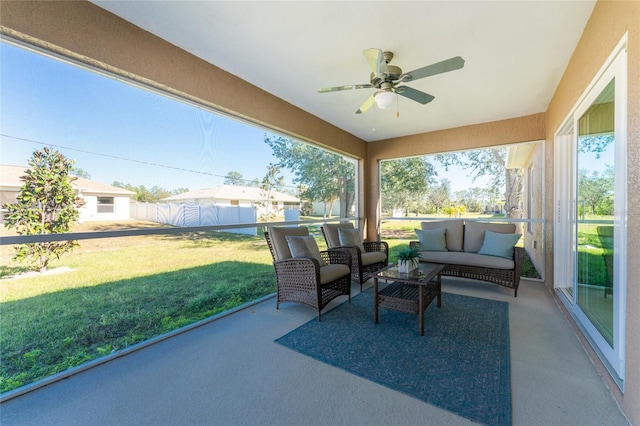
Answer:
top-left (395, 245), bottom-right (420, 273)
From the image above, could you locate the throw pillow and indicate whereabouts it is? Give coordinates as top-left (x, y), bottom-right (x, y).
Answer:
top-left (285, 235), bottom-right (326, 266)
top-left (477, 230), bottom-right (521, 259)
top-left (337, 228), bottom-right (366, 252)
top-left (415, 228), bottom-right (448, 251)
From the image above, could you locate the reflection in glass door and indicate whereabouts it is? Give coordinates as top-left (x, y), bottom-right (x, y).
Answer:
top-left (576, 79), bottom-right (615, 347)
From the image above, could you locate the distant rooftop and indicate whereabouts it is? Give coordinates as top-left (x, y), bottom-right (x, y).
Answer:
top-left (0, 165), bottom-right (135, 196)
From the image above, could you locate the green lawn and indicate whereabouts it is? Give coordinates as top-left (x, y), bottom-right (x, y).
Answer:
top-left (1, 217), bottom-right (548, 393)
top-left (0, 222), bottom-right (276, 393)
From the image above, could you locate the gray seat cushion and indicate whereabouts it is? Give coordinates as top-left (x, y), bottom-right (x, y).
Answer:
top-left (361, 251), bottom-right (387, 266)
top-left (320, 264), bottom-right (350, 284)
top-left (419, 250), bottom-right (515, 270)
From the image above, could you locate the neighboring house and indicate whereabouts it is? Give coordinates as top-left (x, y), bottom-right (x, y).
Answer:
top-left (161, 185), bottom-right (301, 218)
top-left (0, 165), bottom-right (135, 222)
top-left (505, 142), bottom-right (544, 278)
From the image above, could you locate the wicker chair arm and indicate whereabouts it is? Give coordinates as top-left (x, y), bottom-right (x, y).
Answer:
top-left (514, 246), bottom-right (525, 274)
top-left (274, 257), bottom-right (320, 270)
top-left (324, 248), bottom-right (353, 269)
top-left (329, 244), bottom-right (362, 258)
top-left (363, 240), bottom-right (389, 256)
top-left (272, 257), bottom-right (321, 284)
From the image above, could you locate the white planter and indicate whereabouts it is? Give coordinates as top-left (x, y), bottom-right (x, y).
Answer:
top-left (397, 259), bottom-right (419, 274)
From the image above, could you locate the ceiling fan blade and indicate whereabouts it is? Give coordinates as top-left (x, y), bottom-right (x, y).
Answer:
top-left (356, 94), bottom-right (375, 114)
top-left (396, 86), bottom-right (435, 104)
top-left (400, 56), bottom-right (465, 82)
top-left (363, 48), bottom-right (388, 75)
top-left (318, 83), bottom-right (373, 93)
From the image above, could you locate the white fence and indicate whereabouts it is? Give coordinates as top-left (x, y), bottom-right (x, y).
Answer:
top-left (130, 202), bottom-right (258, 235)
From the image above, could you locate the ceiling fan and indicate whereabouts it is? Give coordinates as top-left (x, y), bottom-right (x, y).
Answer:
top-left (318, 49), bottom-right (465, 114)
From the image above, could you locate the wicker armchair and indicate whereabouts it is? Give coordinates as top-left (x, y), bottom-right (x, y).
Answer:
top-left (321, 223), bottom-right (388, 291)
top-left (265, 226), bottom-right (352, 321)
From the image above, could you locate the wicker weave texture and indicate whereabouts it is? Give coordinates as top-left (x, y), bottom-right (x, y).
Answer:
top-left (321, 226), bottom-right (389, 290)
top-left (378, 281), bottom-right (438, 315)
top-left (265, 230), bottom-right (351, 321)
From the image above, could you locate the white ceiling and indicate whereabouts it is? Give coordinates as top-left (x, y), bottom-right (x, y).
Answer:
top-left (91, 1), bottom-right (596, 143)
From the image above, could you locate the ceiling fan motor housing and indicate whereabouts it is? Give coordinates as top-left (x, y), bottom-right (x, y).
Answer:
top-left (370, 65), bottom-right (402, 88)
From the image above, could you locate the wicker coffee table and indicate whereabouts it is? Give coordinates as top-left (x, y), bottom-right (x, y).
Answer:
top-left (373, 262), bottom-right (444, 336)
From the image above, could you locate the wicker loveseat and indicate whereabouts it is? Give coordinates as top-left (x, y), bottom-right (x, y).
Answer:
top-left (409, 219), bottom-right (524, 297)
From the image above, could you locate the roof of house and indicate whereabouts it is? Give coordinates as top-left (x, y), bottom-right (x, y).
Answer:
top-left (0, 165), bottom-right (135, 196)
top-left (162, 185), bottom-right (300, 203)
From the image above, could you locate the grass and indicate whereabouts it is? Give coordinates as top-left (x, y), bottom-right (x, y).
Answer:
top-left (0, 216), bottom-right (562, 393)
top-left (0, 221), bottom-right (275, 393)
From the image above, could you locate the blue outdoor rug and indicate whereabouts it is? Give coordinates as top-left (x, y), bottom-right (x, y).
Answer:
top-left (275, 289), bottom-right (511, 426)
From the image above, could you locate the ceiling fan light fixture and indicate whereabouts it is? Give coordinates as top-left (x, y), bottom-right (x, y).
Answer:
top-left (374, 90), bottom-right (395, 109)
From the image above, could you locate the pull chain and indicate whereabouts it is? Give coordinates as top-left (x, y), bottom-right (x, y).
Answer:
top-left (372, 104), bottom-right (376, 132)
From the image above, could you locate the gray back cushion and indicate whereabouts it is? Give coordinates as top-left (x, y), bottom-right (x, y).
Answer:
top-left (421, 219), bottom-right (464, 252)
top-left (322, 223), bottom-right (354, 248)
top-left (268, 226), bottom-right (310, 261)
top-left (463, 221), bottom-right (516, 253)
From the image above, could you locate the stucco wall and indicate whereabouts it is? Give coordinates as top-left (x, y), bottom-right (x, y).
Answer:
top-left (522, 144), bottom-right (545, 279)
top-left (544, 0), bottom-right (639, 422)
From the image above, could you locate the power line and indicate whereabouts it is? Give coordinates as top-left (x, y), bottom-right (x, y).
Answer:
top-left (1, 133), bottom-right (298, 189)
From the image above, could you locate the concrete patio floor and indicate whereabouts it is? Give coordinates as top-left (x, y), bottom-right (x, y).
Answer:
top-left (1, 277), bottom-right (629, 425)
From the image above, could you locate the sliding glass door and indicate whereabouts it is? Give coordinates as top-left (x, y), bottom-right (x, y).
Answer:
top-left (576, 79), bottom-right (615, 347)
top-left (554, 39), bottom-right (626, 387)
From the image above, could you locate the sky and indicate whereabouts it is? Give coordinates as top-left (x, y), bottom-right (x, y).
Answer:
top-left (0, 41), bottom-right (300, 192)
top-left (1, 40), bottom-right (495, 196)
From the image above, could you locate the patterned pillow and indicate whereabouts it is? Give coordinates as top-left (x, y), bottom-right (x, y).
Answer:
top-left (477, 230), bottom-right (521, 259)
top-left (337, 228), bottom-right (365, 252)
top-left (415, 228), bottom-right (448, 251)
top-left (285, 235), bottom-right (326, 266)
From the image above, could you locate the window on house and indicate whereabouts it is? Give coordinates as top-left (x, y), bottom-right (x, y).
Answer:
top-left (97, 197), bottom-right (114, 213)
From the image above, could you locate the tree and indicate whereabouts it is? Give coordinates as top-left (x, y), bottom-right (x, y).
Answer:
top-left (256, 163), bottom-right (285, 221)
top-left (427, 179), bottom-right (451, 214)
top-left (578, 135), bottom-right (613, 159)
top-left (435, 148), bottom-right (523, 218)
top-left (111, 182), bottom-right (188, 202)
top-left (265, 136), bottom-right (355, 218)
top-left (70, 167), bottom-right (91, 179)
top-left (578, 166), bottom-right (614, 215)
top-left (224, 171), bottom-right (244, 185)
top-left (2, 148), bottom-right (85, 272)
top-left (380, 157), bottom-right (436, 215)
